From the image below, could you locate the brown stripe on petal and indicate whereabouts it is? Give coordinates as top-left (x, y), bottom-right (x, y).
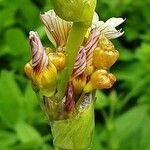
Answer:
top-left (29, 31), bottom-right (48, 72)
top-left (85, 29), bottom-right (100, 66)
top-left (86, 39), bottom-right (99, 65)
top-left (65, 82), bottom-right (75, 113)
top-left (72, 47), bottom-right (86, 78)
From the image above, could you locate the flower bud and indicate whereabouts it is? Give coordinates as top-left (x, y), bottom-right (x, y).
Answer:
top-left (52, 0), bottom-right (96, 23)
top-left (72, 74), bottom-right (86, 95)
top-left (48, 52), bottom-right (66, 71)
top-left (93, 35), bottom-right (119, 69)
top-left (91, 70), bottom-right (116, 89)
top-left (84, 70), bottom-right (116, 93)
top-left (32, 63), bottom-right (57, 97)
top-left (24, 62), bottom-right (33, 79)
top-left (29, 31), bottom-right (57, 97)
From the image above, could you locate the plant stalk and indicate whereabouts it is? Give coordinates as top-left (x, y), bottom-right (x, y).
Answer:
top-left (57, 22), bottom-right (90, 100)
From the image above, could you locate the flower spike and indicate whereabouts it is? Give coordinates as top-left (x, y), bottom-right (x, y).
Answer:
top-left (25, 2), bottom-right (125, 149)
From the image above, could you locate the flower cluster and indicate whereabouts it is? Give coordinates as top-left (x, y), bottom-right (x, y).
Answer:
top-left (25, 10), bottom-right (124, 113)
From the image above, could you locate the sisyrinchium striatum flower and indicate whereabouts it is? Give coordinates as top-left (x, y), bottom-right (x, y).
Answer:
top-left (25, 4), bottom-right (125, 150)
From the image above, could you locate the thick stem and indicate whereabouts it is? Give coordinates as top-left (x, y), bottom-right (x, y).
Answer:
top-left (57, 22), bottom-right (89, 100)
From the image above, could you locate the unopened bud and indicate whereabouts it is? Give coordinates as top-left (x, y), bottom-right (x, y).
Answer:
top-left (52, 0), bottom-right (96, 23)
top-left (29, 31), bottom-right (57, 97)
top-left (24, 62), bottom-right (33, 79)
top-left (84, 69), bottom-right (116, 93)
top-left (72, 74), bottom-right (86, 95)
top-left (48, 52), bottom-right (66, 71)
top-left (91, 70), bottom-right (116, 89)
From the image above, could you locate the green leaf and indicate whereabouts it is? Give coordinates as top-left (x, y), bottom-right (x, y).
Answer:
top-left (0, 6), bottom-right (16, 29)
top-left (117, 112), bottom-right (150, 150)
top-left (95, 90), bottom-right (108, 109)
top-left (0, 71), bottom-right (23, 127)
top-left (5, 28), bottom-right (29, 56)
top-left (135, 42), bottom-right (150, 62)
top-left (15, 0), bottom-right (40, 30)
top-left (0, 130), bottom-right (18, 147)
top-left (41, 144), bottom-right (54, 150)
top-left (92, 125), bottom-right (105, 150)
top-left (15, 122), bottom-right (42, 146)
top-left (114, 105), bottom-right (149, 143)
top-left (140, 116), bottom-right (150, 150)
top-left (4, 28), bottom-right (30, 73)
top-left (22, 83), bottom-right (38, 118)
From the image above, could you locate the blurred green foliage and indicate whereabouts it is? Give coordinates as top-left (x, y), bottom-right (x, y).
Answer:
top-left (0, 0), bottom-right (150, 150)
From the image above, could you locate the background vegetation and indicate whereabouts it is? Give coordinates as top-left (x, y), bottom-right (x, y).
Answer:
top-left (0, 0), bottom-right (150, 149)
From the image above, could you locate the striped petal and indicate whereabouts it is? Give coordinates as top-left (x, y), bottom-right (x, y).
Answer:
top-left (72, 47), bottom-right (86, 78)
top-left (29, 31), bottom-right (48, 72)
top-left (40, 10), bottom-right (72, 50)
top-left (85, 29), bottom-right (100, 66)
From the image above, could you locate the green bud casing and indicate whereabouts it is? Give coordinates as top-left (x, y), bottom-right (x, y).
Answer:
top-left (52, 0), bottom-right (97, 24)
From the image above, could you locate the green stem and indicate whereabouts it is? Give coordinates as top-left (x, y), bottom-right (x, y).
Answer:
top-left (57, 22), bottom-right (89, 100)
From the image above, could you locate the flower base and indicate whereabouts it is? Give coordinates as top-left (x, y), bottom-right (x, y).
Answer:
top-left (50, 101), bottom-right (94, 150)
